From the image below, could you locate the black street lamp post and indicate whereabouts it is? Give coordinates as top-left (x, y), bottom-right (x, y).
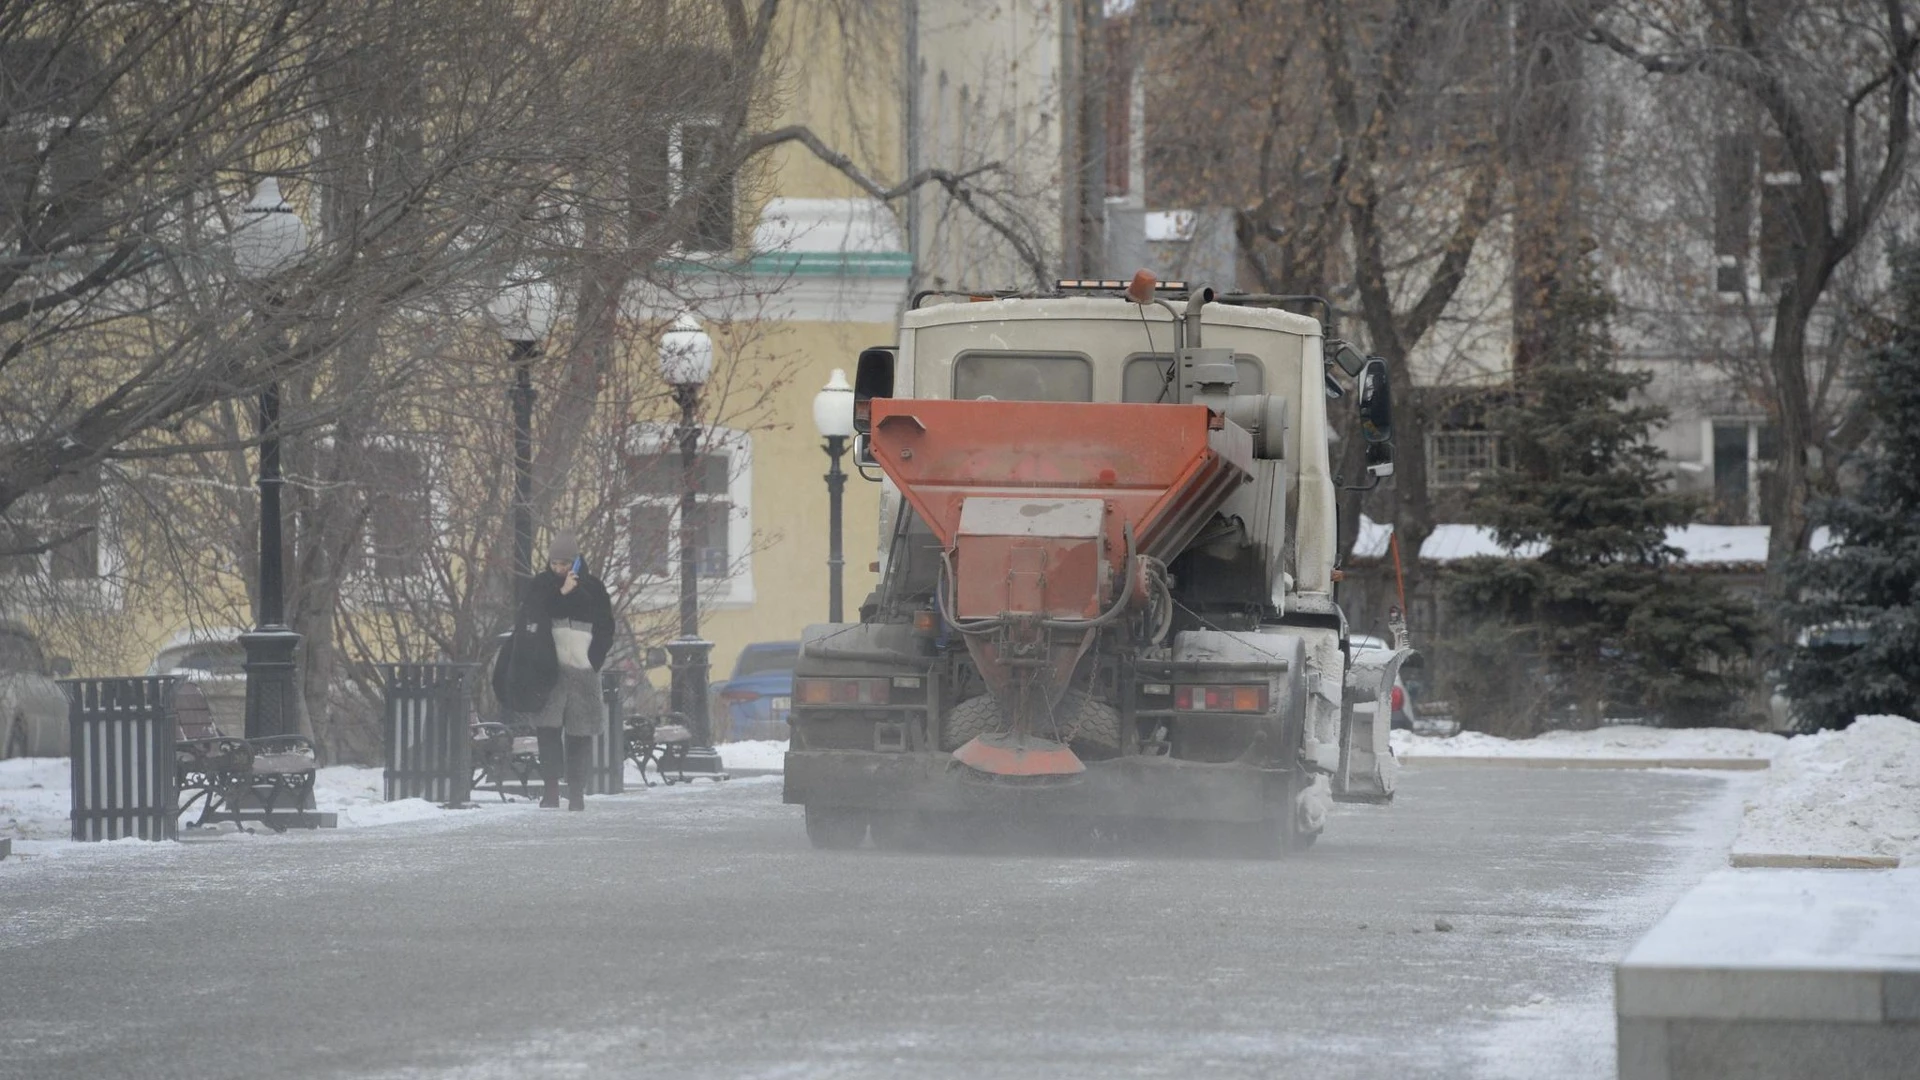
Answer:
top-left (658, 314), bottom-right (725, 779)
top-left (811, 369), bottom-right (855, 623)
top-left (231, 179), bottom-right (308, 742)
top-left (488, 272), bottom-right (556, 584)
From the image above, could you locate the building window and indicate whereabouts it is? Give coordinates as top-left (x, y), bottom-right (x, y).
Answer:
top-left (360, 443), bottom-right (431, 580)
top-left (0, 41), bottom-right (106, 250)
top-left (0, 468), bottom-right (101, 581)
top-left (1707, 419), bottom-right (1778, 526)
top-left (1712, 133), bottom-right (1754, 294)
top-left (1428, 431), bottom-right (1501, 489)
top-left (633, 117), bottom-right (736, 254)
top-left (620, 425), bottom-right (753, 608)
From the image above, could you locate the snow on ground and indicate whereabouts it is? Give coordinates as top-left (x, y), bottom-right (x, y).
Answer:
top-left (1392, 724), bottom-right (1786, 760)
top-left (1395, 716), bottom-right (1920, 865)
top-left (1732, 714), bottom-right (1920, 866)
top-left (1624, 864), bottom-right (1920, 971)
top-left (1, 749), bottom-right (773, 860)
top-left (720, 739), bottom-right (787, 772)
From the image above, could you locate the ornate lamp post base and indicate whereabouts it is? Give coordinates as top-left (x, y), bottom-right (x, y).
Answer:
top-left (241, 626), bottom-right (315, 809)
top-left (666, 637), bottom-right (727, 780)
top-left (241, 628), bottom-right (303, 739)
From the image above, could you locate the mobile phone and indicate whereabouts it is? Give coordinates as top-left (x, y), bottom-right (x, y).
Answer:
top-left (570, 555), bottom-right (584, 576)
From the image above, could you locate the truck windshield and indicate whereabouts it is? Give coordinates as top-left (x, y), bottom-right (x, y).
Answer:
top-left (953, 352), bottom-right (1092, 402)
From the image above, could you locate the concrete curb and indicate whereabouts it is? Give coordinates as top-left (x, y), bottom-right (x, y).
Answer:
top-left (1398, 755), bottom-right (1771, 771)
top-left (1729, 853), bottom-right (1901, 870)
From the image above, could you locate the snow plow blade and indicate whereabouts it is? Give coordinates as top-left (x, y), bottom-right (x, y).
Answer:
top-left (952, 733), bottom-right (1086, 783)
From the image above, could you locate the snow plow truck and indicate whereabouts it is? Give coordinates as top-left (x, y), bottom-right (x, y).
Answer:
top-left (785, 274), bottom-right (1415, 854)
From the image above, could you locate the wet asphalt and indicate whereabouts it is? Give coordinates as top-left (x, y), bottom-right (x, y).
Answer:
top-left (0, 764), bottom-right (1749, 1079)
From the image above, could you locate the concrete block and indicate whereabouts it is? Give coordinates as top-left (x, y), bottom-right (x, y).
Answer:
top-left (1616, 1017), bottom-right (1671, 1080)
top-left (1885, 972), bottom-right (1920, 1022)
top-left (1665, 1019), bottom-right (1920, 1080)
top-left (1618, 966), bottom-right (1886, 1022)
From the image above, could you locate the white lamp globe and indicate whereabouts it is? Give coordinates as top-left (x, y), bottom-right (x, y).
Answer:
top-left (658, 313), bottom-right (714, 387)
top-left (230, 178), bottom-right (308, 281)
top-left (489, 271), bottom-right (557, 343)
top-left (812, 368), bottom-right (856, 438)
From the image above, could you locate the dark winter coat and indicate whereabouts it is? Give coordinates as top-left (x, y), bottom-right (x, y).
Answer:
top-left (491, 568), bottom-right (615, 713)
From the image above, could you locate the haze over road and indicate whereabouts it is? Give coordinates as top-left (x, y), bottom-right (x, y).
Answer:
top-left (0, 765), bottom-right (1749, 1079)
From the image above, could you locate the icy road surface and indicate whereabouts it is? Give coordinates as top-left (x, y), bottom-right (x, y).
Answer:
top-left (0, 765), bottom-right (1750, 1079)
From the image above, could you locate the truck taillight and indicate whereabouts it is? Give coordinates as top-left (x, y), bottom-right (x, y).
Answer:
top-left (1390, 685), bottom-right (1405, 712)
top-left (795, 677), bottom-right (891, 706)
top-left (1173, 684), bottom-right (1269, 713)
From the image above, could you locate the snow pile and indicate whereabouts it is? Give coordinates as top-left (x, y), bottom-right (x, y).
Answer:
top-left (1392, 724), bottom-right (1786, 760)
top-left (720, 739), bottom-right (787, 772)
top-left (313, 765), bottom-right (473, 828)
top-left (0, 757), bottom-right (75, 842)
top-left (1733, 714), bottom-right (1920, 865)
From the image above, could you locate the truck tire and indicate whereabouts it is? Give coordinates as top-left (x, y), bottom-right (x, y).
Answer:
top-left (805, 805), bottom-right (867, 849)
top-left (1212, 772), bottom-right (1319, 858)
top-left (940, 691), bottom-right (1121, 751)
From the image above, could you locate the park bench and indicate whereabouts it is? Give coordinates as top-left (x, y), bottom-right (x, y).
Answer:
top-left (173, 684), bottom-right (329, 831)
top-left (468, 720), bottom-right (543, 800)
top-left (625, 715), bottom-right (696, 785)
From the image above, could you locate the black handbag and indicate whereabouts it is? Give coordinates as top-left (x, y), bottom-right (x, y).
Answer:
top-left (490, 607), bottom-right (557, 714)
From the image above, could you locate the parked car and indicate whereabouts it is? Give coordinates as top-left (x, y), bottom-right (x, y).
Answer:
top-left (146, 626), bottom-right (386, 760)
top-left (1349, 634), bottom-right (1458, 737)
top-left (0, 620), bottom-right (70, 758)
top-left (710, 640), bottom-right (799, 742)
top-left (1766, 623), bottom-right (1872, 734)
top-left (146, 626), bottom-right (253, 735)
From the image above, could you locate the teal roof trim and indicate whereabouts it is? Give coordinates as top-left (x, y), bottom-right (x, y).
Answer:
top-left (658, 251), bottom-right (913, 278)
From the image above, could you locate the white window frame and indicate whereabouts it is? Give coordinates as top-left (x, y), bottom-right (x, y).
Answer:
top-left (666, 116), bottom-right (735, 256)
top-left (1427, 430), bottom-right (1500, 489)
top-left (619, 423), bottom-right (754, 611)
top-left (339, 435), bottom-right (449, 607)
top-left (1702, 417), bottom-right (1773, 526)
top-left (0, 465), bottom-right (122, 609)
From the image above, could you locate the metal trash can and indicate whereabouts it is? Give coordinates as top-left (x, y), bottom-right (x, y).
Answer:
top-left (382, 663), bottom-right (476, 805)
top-left (590, 673), bottom-right (625, 796)
top-left (64, 677), bottom-right (179, 842)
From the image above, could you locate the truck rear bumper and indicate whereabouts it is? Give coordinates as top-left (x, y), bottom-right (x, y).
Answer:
top-left (783, 750), bottom-right (1288, 823)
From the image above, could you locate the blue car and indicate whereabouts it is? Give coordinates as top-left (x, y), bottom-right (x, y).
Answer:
top-left (711, 641), bottom-right (799, 742)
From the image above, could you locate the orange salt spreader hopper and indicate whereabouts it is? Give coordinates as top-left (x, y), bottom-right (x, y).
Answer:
top-left (865, 396), bottom-right (1255, 779)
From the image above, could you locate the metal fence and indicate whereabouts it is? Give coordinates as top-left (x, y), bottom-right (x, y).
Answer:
top-left (64, 677), bottom-right (179, 842)
top-left (382, 663), bottom-right (475, 805)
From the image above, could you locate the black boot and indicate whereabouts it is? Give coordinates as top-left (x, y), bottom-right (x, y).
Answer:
top-left (565, 735), bottom-right (593, 811)
top-left (536, 727), bottom-right (563, 808)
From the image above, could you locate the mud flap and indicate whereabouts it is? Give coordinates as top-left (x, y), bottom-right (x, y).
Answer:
top-left (1333, 646), bottom-right (1414, 803)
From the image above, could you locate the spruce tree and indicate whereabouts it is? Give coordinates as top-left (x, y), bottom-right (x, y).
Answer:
top-left (1442, 254), bottom-right (1759, 732)
top-left (1783, 246), bottom-right (1920, 730)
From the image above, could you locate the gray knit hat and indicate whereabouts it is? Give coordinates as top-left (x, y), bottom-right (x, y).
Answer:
top-left (546, 530), bottom-right (581, 564)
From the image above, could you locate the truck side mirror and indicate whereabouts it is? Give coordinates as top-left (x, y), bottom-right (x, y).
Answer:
top-left (1327, 340), bottom-right (1366, 377)
top-left (1357, 356), bottom-right (1392, 444)
top-left (853, 346), bottom-right (897, 435)
top-left (854, 346), bottom-right (896, 471)
top-left (1358, 357), bottom-right (1394, 477)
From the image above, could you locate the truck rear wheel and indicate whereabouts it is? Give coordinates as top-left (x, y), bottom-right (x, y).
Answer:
top-left (804, 805), bottom-right (867, 850)
top-left (1209, 773), bottom-right (1319, 858)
